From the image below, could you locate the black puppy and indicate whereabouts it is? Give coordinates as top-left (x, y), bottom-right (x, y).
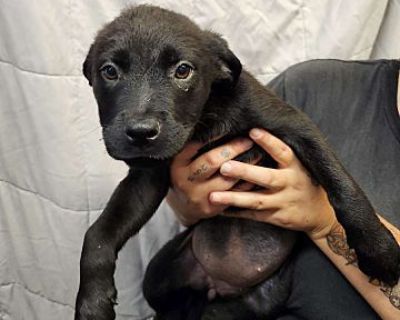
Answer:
top-left (76, 5), bottom-right (400, 320)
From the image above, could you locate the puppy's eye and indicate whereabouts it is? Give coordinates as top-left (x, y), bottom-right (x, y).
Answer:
top-left (175, 63), bottom-right (192, 79)
top-left (100, 64), bottom-right (119, 81)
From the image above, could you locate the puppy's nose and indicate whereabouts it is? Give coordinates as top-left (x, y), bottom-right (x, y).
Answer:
top-left (125, 119), bottom-right (160, 145)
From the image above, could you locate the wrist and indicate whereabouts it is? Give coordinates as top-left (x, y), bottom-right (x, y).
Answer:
top-left (306, 204), bottom-right (339, 241)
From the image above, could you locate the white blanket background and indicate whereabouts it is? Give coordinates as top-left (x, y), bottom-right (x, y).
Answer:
top-left (0, 0), bottom-right (399, 319)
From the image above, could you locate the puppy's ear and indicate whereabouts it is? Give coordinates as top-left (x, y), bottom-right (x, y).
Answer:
top-left (83, 44), bottom-right (94, 86)
top-left (204, 31), bottom-right (242, 90)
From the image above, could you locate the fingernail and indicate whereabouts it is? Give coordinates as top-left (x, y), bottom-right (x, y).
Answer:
top-left (220, 162), bottom-right (232, 174)
top-left (250, 128), bottom-right (263, 139)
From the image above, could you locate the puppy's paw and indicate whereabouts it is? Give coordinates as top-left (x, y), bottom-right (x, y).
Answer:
top-left (350, 226), bottom-right (400, 286)
top-left (75, 281), bottom-right (117, 320)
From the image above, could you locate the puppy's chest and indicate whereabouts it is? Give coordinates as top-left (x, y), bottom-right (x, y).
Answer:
top-left (191, 216), bottom-right (296, 289)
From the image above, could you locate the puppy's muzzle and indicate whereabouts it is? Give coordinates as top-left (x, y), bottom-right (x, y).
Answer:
top-left (125, 119), bottom-right (161, 146)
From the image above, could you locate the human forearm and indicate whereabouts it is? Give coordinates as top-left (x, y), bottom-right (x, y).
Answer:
top-left (312, 219), bottom-right (400, 320)
top-left (379, 215), bottom-right (400, 243)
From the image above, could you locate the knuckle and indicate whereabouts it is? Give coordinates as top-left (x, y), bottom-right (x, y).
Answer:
top-left (254, 200), bottom-right (265, 210)
top-left (281, 143), bottom-right (292, 154)
top-left (276, 215), bottom-right (291, 227)
top-left (275, 143), bottom-right (293, 162)
top-left (286, 196), bottom-right (299, 208)
top-left (263, 172), bottom-right (273, 186)
top-left (277, 144), bottom-right (289, 157)
top-left (203, 153), bottom-right (219, 168)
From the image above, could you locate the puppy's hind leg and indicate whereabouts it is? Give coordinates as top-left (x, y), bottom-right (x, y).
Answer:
top-left (200, 261), bottom-right (293, 320)
top-left (143, 229), bottom-right (209, 320)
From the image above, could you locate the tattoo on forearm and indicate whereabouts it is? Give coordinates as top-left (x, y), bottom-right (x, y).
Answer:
top-left (326, 224), bottom-right (358, 266)
top-left (382, 282), bottom-right (400, 308)
top-left (188, 164), bottom-right (209, 182)
top-left (370, 276), bottom-right (400, 308)
top-left (327, 224), bottom-right (400, 310)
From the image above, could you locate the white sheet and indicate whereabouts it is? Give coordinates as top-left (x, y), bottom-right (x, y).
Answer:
top-left (0, 0), bottom-right (399, 319)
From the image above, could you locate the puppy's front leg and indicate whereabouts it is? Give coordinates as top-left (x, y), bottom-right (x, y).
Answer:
top-left (75, 165), bottom-right (169, 320)
top-left (257, 102), bottom-right (400, 286)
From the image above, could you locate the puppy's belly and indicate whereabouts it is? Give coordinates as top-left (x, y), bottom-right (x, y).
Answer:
top-left (192, 216), bottom-right (296, 290)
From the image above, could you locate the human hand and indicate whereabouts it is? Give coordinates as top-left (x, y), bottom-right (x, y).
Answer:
top-left (209, 128), bottom-right (339, 240)
top-left (167, 137), bottom-right (257, 226)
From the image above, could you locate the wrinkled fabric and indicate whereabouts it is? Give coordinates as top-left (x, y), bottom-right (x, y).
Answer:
top-left (0, 1), bottom-right (399, 319)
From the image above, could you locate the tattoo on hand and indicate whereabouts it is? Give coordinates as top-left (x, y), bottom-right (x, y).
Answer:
top-left (327, 224), bottom-right (400, 310)
top-left (188, 164), bottom-right (209, 182)
top-left (220, 147), bottom-right (231, 159)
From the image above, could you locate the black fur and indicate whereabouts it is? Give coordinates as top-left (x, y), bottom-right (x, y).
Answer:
top-left (75, 5), bottom-right (400, 320)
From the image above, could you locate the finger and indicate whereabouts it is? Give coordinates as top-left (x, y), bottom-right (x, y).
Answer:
top-left (220, 160), bottom-right (287, 189)
top-left (228, 154), bottom-right (262, 190)
top-left (188, 138), bottom-right (254, 182)
top-left (224, 150), bottom-right (260, 191)
top-left (209, 190), bottom-right (282, 210)
top-left (249, 129), bottom-right (295, 168)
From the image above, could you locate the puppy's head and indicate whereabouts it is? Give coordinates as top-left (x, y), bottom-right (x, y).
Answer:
top-left (84, 5), bottom-right (242, 165)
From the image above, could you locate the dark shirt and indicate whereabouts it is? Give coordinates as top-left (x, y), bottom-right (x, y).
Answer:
top-left (267, 59), bottom-right (400, 319)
